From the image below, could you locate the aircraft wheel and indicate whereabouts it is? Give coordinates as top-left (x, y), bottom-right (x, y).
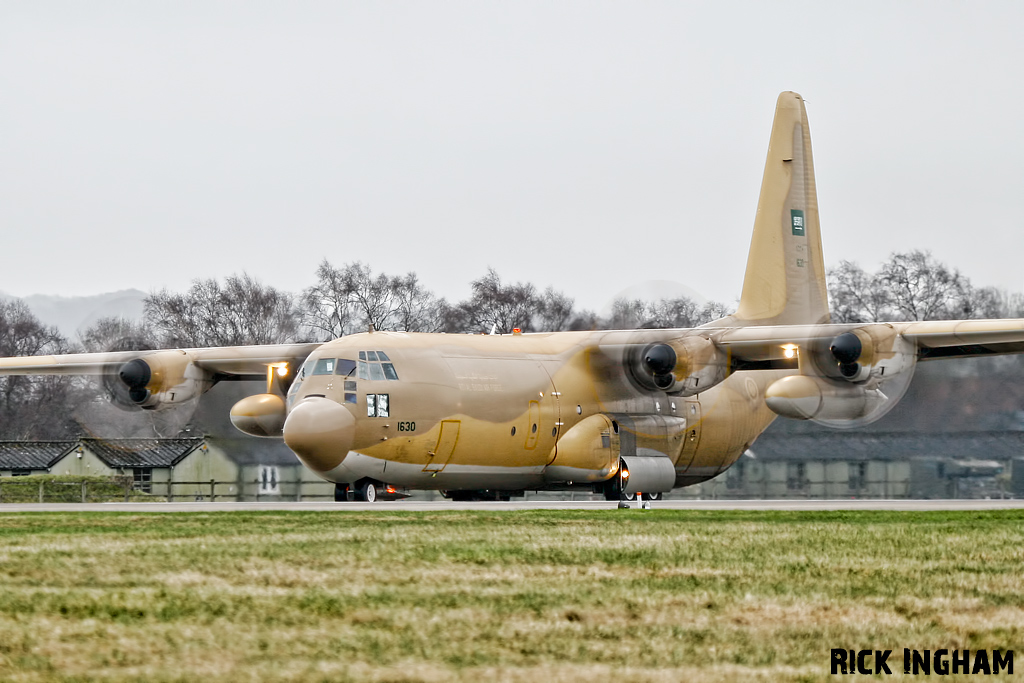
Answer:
top-left (620, 491), bottom-right (637, 502)
top-left (642, 492), bottom-right (662, 501)
top-left (334, 483), bottom-right (350, 502)
top-left (361, 481), bottom-right (377, 503)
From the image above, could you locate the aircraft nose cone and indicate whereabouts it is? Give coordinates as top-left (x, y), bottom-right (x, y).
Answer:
top-left (283, 397), bottom-right (356, 473)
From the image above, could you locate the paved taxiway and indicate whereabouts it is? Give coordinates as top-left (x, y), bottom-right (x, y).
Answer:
top-left (2, 499), bottom-right (1022, 512)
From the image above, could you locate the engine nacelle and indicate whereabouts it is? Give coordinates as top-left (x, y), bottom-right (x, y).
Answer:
top-left (812, 326), bottom-right (916, 385)
top-left (117, 350), bottom-right (213, 410)
top-left (765, 375), bottom-right (888, 421)
top-left (632, 336), bottom-right (728, 397)
top-left (230, 394), bottom-right (288, 437)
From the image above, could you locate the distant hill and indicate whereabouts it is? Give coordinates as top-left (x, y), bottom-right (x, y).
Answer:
top-left (0, 289), bottom-right (146, 339)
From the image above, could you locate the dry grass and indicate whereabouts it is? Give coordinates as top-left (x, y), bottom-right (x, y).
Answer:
top-left (0, 509), bottom-right (1021, 681)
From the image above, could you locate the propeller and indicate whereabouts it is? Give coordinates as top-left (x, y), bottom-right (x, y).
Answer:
top-left (800, 328), bottom-right (917, 430)
top-left (73, 323), bottom-right (202, 439)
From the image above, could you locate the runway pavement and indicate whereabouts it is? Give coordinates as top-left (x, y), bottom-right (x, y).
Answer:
top-left (2, 499), bottom-right (1023, 512)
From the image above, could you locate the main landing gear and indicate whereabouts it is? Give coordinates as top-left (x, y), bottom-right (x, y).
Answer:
top-left (601, 480), bottom-right (662, 509)
top-left (617, 492), bottom-right (661, 510)
top-left (334, 479), bottom-right (404, 502)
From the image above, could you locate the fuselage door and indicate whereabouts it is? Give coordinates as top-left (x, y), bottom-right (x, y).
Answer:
top-left (423, 419), bottom-right (461, 472)
top-left (539, 362), bottom-right (561, 461)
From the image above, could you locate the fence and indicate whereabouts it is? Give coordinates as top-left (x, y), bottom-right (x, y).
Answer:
top-left (0, 478), bottom-right (336, 503)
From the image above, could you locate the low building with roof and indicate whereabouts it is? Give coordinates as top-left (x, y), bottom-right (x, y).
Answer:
top-left (33, 435), bottom-right (334, 501)
top-left (691, 430), bottom-right (1024, 499)
top-left (0, 441), bottom-right (78, 477)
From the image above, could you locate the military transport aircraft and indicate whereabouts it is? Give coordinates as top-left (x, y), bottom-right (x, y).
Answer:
top-left (2, 92), bottom-right (1023, 503)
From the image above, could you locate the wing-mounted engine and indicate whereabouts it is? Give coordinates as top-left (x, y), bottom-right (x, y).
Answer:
top-left (629, 335), bottom-right (729, 397)
top-left (116, 350), bottom-right (215, 410)
top-left (766, 325), bottom-right (917, 427)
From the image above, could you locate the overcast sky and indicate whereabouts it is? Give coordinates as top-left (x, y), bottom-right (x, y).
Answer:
top-left (1, 1), bottom-right (1022, 312)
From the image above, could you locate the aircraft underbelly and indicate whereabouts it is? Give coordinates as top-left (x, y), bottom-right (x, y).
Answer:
top-left (320, 451), bottom-right (546, 489)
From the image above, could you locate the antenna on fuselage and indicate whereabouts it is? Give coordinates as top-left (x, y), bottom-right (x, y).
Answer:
top-left (489, 323), bottom-right (497, 335)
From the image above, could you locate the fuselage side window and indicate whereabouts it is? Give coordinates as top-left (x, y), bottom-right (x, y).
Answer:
top-left (365, 393), bottom-right (390, 417)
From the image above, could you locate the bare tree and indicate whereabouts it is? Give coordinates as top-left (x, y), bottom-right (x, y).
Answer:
top-left (827, 260), bottom-right (890, 323)
top-left (878, 250), bottom-right (970, 321)
top-left (80, 316), bottom-right (157, 353)
top-left (829, 250), bottom-right (1010, 323)
top-left (392, 273), bottom-right (447, 333)
top-left (146, 274), bottom-right (299, 347)
top-left (607, 298), bottom-right (648, 330)
top-left (0, 301), bottom-right (78, 439)
top-left (536, 287), bottom-right (576, 332)
top-left (301, 260), bottom-right (360, 341)
top-left (458, 269), bottom-right (539, 334)
top-left (344, 262), bottom-right (402, 333)
top-left (698, 300), bottom-right (733, 323)
top-left (603, 296), bottom-right (731, 329)
top-left (301, 261), bottom-right (446, 339)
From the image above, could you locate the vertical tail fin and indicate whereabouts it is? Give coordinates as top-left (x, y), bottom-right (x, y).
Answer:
top-left (730, 92), bottom-right (830, 326)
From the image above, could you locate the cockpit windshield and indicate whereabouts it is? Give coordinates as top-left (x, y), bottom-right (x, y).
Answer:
top-left (357, 351), bottom-right (400, 381)
top-left (312, 358), bottom-right (336, 375)
top-left (335, 359), bottom-right (357, 376)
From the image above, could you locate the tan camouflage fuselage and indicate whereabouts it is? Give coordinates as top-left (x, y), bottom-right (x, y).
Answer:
top-left (285, 329), bottom-right (780, 490)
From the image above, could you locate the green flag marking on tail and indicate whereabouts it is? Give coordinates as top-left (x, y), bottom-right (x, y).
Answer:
top-left (791, 209), bottom-right (805, 236)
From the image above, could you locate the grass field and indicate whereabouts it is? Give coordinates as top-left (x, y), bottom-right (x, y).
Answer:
top-left (0, 509), bottom-right (1022, 682)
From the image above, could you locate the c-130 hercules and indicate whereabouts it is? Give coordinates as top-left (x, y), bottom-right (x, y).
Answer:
top-left (2, 92), bottom-right (1023, 503)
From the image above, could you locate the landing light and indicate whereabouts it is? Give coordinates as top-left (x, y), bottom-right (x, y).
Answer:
top-left (275, 364), bottom-right (289, 377)
top-left (782, 344), bottom-right (798, 359)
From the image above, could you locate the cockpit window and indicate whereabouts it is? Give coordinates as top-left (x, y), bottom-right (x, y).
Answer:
top-left (313, 358), bottom-right (336, 375)
top-left (334, 359), bottom-right (357, 376)
top-left (368, 363), bottom-right (386, 381)
top-left (359, 351), bottom-right (400, 381)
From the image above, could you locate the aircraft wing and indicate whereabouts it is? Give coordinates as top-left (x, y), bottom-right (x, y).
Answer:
top-left (0, 343), bottom-right (323, 378)
top-left (710, 319), bottom-right (1024, 363)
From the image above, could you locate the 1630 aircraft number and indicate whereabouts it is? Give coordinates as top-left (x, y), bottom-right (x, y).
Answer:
top-left (397, 422), bottom-right (416, 432)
